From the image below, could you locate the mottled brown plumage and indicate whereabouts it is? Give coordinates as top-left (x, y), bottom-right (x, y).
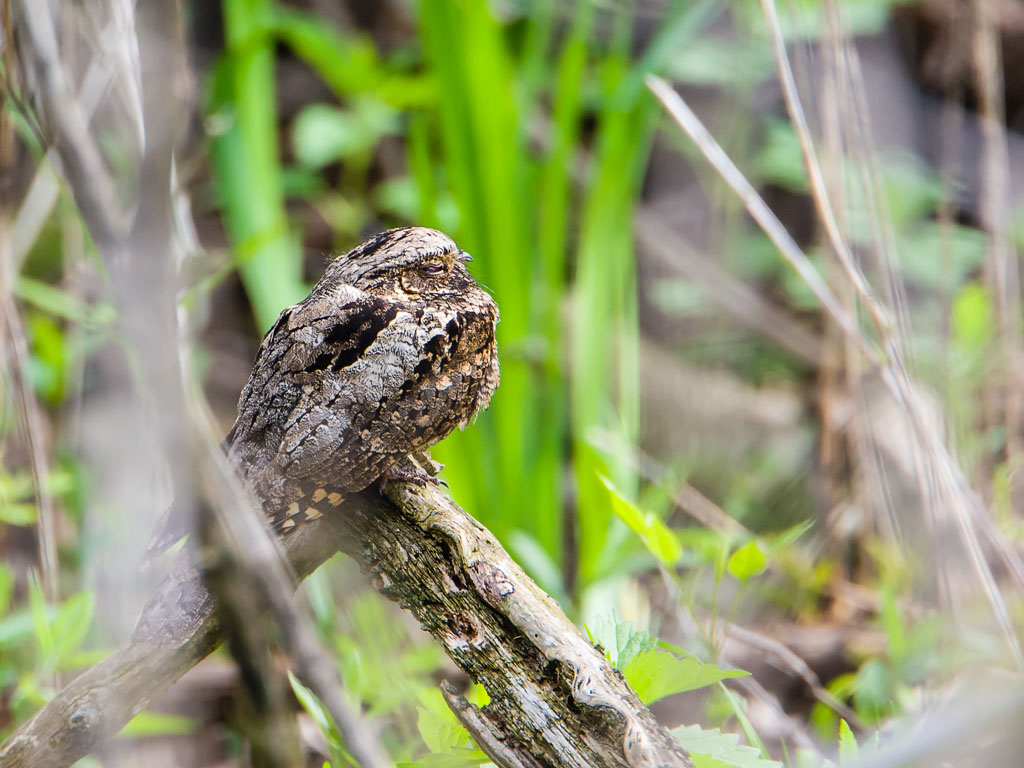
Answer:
top-left (225, 226), bottom-right (499, 532)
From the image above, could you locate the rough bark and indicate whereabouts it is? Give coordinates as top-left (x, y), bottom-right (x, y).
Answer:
top-left (0, 482), bottom-right (693, 768)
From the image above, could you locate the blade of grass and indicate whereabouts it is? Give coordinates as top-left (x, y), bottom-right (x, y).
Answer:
top-left (416, 3), bottom-right (563, 566)
top-left (573, 1), bottom-right (713, 591)
top-left (210, 0), bottom-right (304, 331)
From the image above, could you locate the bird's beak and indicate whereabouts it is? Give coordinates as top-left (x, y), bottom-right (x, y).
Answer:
top-left (457, 251), bottom-right (473, 263)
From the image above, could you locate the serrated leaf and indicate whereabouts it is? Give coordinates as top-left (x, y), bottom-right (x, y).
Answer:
top-left (417, 704), bottom-right (470, 755)
top-left (585, 614), bottom-right (656, 669)
top-left (673, 723), bottom-right (782, 768)
top-left (623, 649), bottom-right (747, 705)
top-left (600, 475), bottom-right (682, 566)
top-left (727, 541), bottom-right (767, 582)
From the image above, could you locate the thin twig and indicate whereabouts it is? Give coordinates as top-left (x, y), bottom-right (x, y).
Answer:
top-left (0, 267), bottom-right (59, 601)
top-left (971, 0), bottom-right (1024, 501)
top-left (647, 41), bottom-right (1024, 672)
top-left (753, 0), bottom-right (1024, 670)
top-left (15, 0), bottom-right (127, 252)
top-left (8, 54), bottom-right (119, 277)
top-left (726, 623), bottom-right (864, 730)
top-left (634, 208), bottom-right (822, 367)
top-left (645, 75), bottom-right (872, 362)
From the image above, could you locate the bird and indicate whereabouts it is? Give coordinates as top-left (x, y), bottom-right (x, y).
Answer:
top-left (222, 226), bottom-right (500, 533)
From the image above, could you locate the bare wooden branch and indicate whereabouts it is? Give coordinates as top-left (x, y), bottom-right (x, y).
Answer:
top-left (0, 483), bottom-right (694, 768)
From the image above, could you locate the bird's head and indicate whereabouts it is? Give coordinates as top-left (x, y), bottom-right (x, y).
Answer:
top-left (322, 226), bottom-right (478, 299)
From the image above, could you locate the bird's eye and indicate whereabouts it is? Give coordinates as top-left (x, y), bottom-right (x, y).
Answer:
top-left (422, 263), bottom-right (445, 276)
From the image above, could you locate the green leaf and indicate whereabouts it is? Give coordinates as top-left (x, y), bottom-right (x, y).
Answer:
top-left (952, 283), bottom-right (992, 350)
top-left (416, 704), bottom-right (469, 755)
top-left (289, 672), bottom-right (353, 767)
top-left (673, 723), bottom-right (782, 768)
top-left (15, 276), bottom-right (115, 328)
top-left (120, 711), bottom-right (196, 737)
top-left (0, 610), bottom-right (36, 649)
top-left (51, 591), bottom-right (94, 667)
top-left (0, 564), bottom-right (13, 615)
top-left (586, 614), bottom-right (657, 669)
top-left (600, 475), bottom-right (682, 566)
top-left (622, 649), bottom-right (747, 705)
top-left (727, 541), bottom-right (767, 582)
top-left (411, 688), bottom-right (488, 767)
top-left (0, 503), bottom-right (37, 526)
top-left (28, 573), bottom-right (53, 661)
top-left (292, 101), bottom-right (399, 167)
top-left (838, 719), bottom-right (858, 763)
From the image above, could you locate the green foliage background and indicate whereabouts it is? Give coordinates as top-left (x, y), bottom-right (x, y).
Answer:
top-left (3, 0), bottom-right (1022, 765)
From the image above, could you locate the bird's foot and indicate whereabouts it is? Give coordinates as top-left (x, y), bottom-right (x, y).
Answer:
top-left (412, 449), bottom-right (445, 478)
top-left (380, 457), bottom-right (447, 495)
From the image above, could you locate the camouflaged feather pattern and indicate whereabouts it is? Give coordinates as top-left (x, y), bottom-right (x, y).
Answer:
top-left (225, 227), bottom-right (499, 531)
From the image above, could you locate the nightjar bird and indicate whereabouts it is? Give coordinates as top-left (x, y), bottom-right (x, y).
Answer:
top-left (225, 226), bottom-right (499, 533)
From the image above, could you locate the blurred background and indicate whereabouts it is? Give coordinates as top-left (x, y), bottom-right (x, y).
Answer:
top-left (4, 0), bottom-right (1024, 765)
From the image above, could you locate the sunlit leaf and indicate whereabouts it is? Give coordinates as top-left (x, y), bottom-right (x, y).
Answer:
top-left (673, 723), bottom-right (782, 768)
top-left (586, 614), bottom-right (656, 669)
top-left (0, 503), bottom-right (37, 527)
top-left (952, 283), bottom-right (992, 350)
top-left (727, 541), bottom-right (767, 582)
top-left (622, 649), bottom-right (747, 705)
top-left (838, 719), bottom-right (858, 763)
top-left (600, 475), bottom-right (682, 566)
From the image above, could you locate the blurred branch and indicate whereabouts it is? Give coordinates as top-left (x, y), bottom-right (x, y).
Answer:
top-left (647, 65), bottom-right (1024, 671)
top-left (0, 481), bottom-right (695, 768)
top-left (14, 0), bottom-right (127, 253)
top-left (751, 0), bottom-right (1024, 671)
top-left (971, 0), bottom-right (1024, 497)
top-left (8, 1), bottom-right (384, 764)
top-left (634, 208), bottom-right (822, 367)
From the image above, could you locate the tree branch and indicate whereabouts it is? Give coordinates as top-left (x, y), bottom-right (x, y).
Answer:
top-left (1, 482), bottom-right (694, 768)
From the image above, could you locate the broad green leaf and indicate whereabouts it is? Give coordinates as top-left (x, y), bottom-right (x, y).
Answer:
top-left (586, 614), bottom-right (656, 669)
top-left (400, 753), bottom-right (488, 768)
top-left (16, 276), bottom-right (115, 328)
top-left (416, 704), bottom-right (470, 755)
top-left (622, 649), bottom-right (747, 705)
top-left (727, 541), bottom-right (767, 582)
top-left (600, 475), bottom-right (682, 566)
top-left (412, 688), bottom-right (488, 766)
top-left (673, 723), bottom-right (782, 768)
top-left (292, 101), bottom-right (398, 167)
